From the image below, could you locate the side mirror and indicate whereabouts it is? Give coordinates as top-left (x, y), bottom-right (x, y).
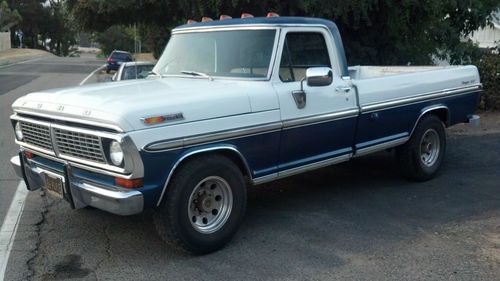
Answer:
top-left (306, 67), bottom-right (333, 87)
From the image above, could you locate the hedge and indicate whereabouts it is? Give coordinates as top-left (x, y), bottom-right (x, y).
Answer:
top-left (476, 48), bottom-right (500, 111)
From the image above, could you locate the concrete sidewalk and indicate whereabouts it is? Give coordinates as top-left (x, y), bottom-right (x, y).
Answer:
top-left (0, 49), bottom-right (54, 67)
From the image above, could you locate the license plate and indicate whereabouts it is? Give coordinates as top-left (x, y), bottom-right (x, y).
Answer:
top-left (44, 173), bottom-right (63, 198)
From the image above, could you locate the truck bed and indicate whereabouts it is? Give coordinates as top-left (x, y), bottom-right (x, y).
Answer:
top-left (351, 65), bottom-right (481, 107)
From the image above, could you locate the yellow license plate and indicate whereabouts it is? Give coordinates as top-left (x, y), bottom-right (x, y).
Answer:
top-left (44, 173), bottom-right (63, 198)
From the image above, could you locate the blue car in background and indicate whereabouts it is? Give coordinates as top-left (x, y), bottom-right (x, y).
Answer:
top-left (106, 50), bottom-right (134, 73)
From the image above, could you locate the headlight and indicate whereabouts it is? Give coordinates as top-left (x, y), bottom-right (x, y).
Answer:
top-left (109, 141), bottom-right (124, 166)
top-left (15, 122), bottom-right (23, 141)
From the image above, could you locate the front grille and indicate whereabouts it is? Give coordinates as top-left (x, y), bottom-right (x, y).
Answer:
top-left (54, 128), bottom-right (107, 164)
top-left (19, 121), bottom-right (53, 151)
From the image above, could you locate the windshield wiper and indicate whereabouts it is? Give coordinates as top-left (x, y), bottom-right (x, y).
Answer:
top-left (180, 70), bottom-right (213, 81)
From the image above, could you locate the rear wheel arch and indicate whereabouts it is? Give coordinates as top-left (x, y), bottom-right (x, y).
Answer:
top-left (410, 106), bottom-right (449, 137)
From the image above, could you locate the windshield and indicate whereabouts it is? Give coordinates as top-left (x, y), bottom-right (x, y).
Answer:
top-left (154, 29), bottom-right (277, 78)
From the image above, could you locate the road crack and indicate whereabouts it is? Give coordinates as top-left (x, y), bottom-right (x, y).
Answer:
top-left (92, 222), bottom-right (112, 280)
top-left (26, 193), bottom-right (54, 281)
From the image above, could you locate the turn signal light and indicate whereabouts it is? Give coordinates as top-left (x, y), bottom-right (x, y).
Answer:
top-left (267, 12), bottom-right (280, 17)
top-left (241, 13), bottom-right (254, 18)
top-left (24, 151), bottom-right (34, 159)
top-left (115, 178), bottom-right (143, 189)
top-left (219, 15), bottom-right (232, 20)
top-left (142, 116), bottom-right (166, 125)
top-left (201, 17), bottom-right (213, 22)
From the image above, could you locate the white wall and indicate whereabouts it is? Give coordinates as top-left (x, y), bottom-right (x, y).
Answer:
top-left (469, 23), bottom-right (500, 48)
top-left (0, 32), bottom-right (11, 51)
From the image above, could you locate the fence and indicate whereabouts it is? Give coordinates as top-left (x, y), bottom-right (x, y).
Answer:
top-left (0, 32), bottom-right (11, 51)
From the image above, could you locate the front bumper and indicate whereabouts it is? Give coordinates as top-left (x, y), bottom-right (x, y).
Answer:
top-left (10, 153), bottom-right (143, 216)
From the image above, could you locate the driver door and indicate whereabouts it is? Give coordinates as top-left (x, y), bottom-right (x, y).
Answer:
top-left (272, 28), bottom-right (358, 173)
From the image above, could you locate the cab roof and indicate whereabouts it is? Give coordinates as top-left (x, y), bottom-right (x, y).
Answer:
top-left (174, 16), bottom-right (338, 31)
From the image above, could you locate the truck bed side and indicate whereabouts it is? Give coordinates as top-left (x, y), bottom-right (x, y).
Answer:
top-left (351, 66), bottom-right (481, 155)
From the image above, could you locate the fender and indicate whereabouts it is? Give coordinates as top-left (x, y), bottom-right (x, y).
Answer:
top-left (155, 144), bottom-right (252, 206)
top-left (410, 105), bottom-right (450, 137)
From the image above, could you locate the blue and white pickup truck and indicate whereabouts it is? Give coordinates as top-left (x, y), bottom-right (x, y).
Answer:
top-left (10, 16), bottom-right (481, 253)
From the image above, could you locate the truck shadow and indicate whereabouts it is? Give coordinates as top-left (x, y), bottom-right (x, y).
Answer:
top-left (35, 134), bottom-right (500, 280)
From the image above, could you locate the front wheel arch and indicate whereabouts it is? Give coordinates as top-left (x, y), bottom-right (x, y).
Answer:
top-left (156, 146), bottom-right (252, 207)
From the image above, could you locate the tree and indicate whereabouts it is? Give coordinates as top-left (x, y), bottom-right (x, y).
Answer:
top-left (95, 25), bottom-right (135, 55)
top-left (0, 1), bottom-right (21, 31)
top-left (66, 0), bottom-right (500, 64)
top-left (44, 0), bottom-right (76, 56)
top-left (6, 0), bottom-right (76, 56)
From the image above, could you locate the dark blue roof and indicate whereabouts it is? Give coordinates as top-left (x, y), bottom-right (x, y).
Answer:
top-left (175, 16), bottom-right (337, 30)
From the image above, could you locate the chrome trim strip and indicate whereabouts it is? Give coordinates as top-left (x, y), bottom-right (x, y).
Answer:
top-left (145, 110), bottom-right (360, 152)
top-left (156, 146), bottom-right (252, 206)
top-left (12, 110), bottom-right (124, 132)
top-left (409, 105), bottom-right (449, 137)
top-left (354, 137), bottom-right (410, 157)
top-left (145, 122), bottom-right (282, 152)
top-left (279, 154), bottom-right (351, 179)
top-left (282, 109), bottom-right (359, 129)
top-left (361, 85), bottom-right (481, 113)
top-left (14, 140), bottom-right (56, 156)
top-left (252, 154), bottom-right (352, 185)
top-left (252, 173), bottom-right (278, 185)
top-left (183, 122), bottom-right (282, 147)
top-left (50, 123), bottom-right (123, 141)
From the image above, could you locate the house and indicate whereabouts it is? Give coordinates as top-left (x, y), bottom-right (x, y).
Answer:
top-left (469, 10), bottom-right (500, 49)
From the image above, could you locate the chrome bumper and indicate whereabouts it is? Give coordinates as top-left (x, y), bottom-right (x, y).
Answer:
top-left (10, 154), bottom-right (143, 216)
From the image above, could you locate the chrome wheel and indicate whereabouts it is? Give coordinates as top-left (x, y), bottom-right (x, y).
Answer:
top-left (419, 128), bottom-right (440, 167)
top-left (188, 176), bottom-right (233, 234)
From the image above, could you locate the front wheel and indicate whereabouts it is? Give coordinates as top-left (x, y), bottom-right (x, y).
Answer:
top-left (396, 115), bottom-right (446, 181)
top-left (154, 154), bottom-right (247, 254)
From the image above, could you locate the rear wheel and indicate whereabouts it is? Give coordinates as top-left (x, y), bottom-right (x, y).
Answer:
top-left (396, 115), bottom-right (446, 181)
top-left (154, 154), bottom-right (246, 254)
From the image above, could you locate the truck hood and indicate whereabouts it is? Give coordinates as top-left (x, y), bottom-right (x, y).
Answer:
top-left (12, 78), bottom-right (255, 132)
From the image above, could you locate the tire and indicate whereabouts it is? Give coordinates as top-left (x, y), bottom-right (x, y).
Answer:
top-left (154, 154), bottom-right (247, 254)
top-left (396, 114), bottom-right (446, 181)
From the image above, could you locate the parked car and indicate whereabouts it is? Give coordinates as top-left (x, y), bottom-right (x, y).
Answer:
top-left (113, 61), bottom-right (156, 81)
top-left (10, 15), bottom-right (482, 254)
top-left (106, 50), bottom-right (133, 73)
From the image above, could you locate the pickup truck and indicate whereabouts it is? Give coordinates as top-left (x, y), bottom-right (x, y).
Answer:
top-left (9, 16), bottom-right (481, 254)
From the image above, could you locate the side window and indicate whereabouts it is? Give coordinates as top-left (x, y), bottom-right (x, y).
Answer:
top-left (279, 32), bottom-right (331, 82)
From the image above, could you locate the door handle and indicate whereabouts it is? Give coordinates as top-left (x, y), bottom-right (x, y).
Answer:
top-left (335, 86), bottom-right (351, 93)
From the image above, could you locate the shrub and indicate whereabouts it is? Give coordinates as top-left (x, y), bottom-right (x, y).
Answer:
top-left (476, 47), bottom-right (500, 111)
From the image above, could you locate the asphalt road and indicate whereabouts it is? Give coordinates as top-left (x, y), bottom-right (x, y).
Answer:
top-left (0, 55), bottom-right (103, 227)
top-left (1, 56), bottom-right (499, 280)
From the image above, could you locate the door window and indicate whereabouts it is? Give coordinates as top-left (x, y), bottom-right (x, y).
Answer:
top-left (279, 32), bottom-right (331, 82)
